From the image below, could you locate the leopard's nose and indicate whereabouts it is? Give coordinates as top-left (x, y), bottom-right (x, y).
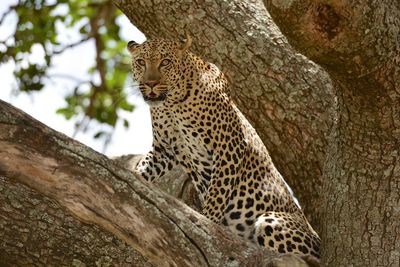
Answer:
top-left (145, 80), bottom-right (159, 88)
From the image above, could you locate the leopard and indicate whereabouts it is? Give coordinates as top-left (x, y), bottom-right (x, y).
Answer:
top-left (127, 35), bottom-right (320, 259)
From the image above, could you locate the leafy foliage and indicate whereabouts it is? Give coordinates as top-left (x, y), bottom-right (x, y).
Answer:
top-left (0, 0), bottom-right (135, 147)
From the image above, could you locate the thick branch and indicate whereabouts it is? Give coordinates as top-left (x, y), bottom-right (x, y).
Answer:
top-left (0, 99), bottom-right (313, 266)
top-left (0, 175), bottom-right (153, 266)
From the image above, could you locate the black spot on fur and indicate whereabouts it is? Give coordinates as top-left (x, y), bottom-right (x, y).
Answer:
top-left (257, 236), bottom-right (265, 246)
top-left (230, 212), bottom-right (241, 220)
top-left (236, 224), bottom-right (245, 232)
top-left (265, 226), bottom-right (273, 236)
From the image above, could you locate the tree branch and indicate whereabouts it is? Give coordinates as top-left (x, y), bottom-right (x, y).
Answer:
top-left (0, 99), bottom-right (313, 266)
top-left (51, 36), bottom-right (92, 55)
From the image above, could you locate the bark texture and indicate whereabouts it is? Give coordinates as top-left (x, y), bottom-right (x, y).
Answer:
top-left (1, 155), bottom-right (193, 267)
top-left (0, 175), bottom-right (153, 267)
top-left (0, 99), bottom-right (313, 267)
top-left (264, 0), bottom-right (400, 266)
top-left (115, 0), bottom-right (336, 234)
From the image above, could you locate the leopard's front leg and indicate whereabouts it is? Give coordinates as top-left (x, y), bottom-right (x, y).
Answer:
top-left (134, 142), bottom-right (176, 182)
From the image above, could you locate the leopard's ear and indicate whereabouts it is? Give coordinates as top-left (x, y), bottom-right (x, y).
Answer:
top-left (179, 32), bottom-right (192, 51)
top-left (127, 40), bottom-right (140, 52)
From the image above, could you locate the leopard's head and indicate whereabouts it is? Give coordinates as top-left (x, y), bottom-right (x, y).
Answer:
top-left (127, 35), bottom-right (192, 106)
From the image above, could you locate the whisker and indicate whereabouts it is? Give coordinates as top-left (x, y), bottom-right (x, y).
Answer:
top-left (110, 84), bottom-right (141, 108)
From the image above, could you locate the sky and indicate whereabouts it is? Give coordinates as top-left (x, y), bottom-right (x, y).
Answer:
top-left (0, 0), bottom-right (152, 156)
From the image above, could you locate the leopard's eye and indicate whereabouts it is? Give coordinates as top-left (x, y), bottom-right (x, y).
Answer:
top-left (136, 59), bottom-right (146, 66)
top-left (160, 58), bottom-right (171, 67)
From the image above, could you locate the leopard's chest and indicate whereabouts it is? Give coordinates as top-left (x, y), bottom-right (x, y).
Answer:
top-left (169, 113), bottom-right (214, 194)
top-left (172, 121), bottom-right (211, 166)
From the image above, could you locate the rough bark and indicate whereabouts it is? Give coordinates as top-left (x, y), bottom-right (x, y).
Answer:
top-left (114, 0), bottom-right (336, 235)
top-left (1, 155), bottom-right (194, 267)
top-left (264, 0), bottom-right (400, 266)
top-left (0, 175), bottom-right (153, 267)
top-left (0, 99), bottom-right (313, 267)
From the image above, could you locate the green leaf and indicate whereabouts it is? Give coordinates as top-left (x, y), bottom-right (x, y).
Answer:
top-left (2, 0), bottom-right (136, 145)
top-left (123, 118), bottom-right (129, 128)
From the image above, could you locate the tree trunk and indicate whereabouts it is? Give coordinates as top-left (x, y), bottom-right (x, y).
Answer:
top-left (115, 0), bottom-right (400, 266)
top-left (0, 99), bottom-right (312, 266)
top-left (264, 0), bottom-right (400, 266)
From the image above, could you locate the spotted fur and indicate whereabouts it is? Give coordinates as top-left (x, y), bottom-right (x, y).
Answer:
top-left (128, 37), bottom-right (320, 258)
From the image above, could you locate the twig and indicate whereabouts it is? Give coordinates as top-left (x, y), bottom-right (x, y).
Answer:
top-left (51, 36), bottom-right (92, 55)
